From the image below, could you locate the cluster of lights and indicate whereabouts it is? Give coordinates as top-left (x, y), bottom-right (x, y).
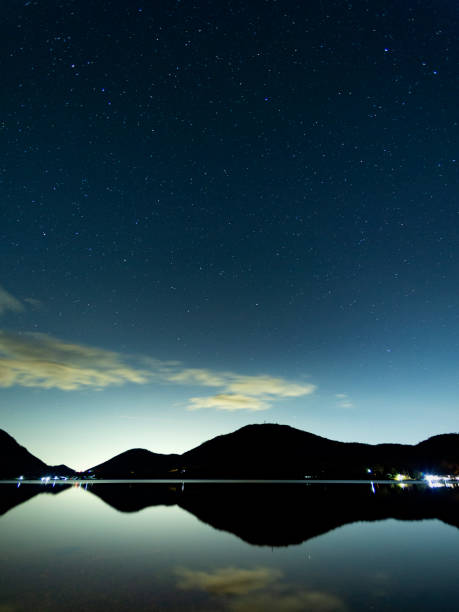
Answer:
top-left (424, 474), bottom-right (458, 488)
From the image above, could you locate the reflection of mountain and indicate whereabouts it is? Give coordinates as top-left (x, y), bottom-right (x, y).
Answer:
top-left (84, 482), bottom-right (179, 512)
top-left (0, 429), bottom-right (75, 479)
top-left (86, 424), bottom-right (459, 479)
top-left (0, 483), bottom-right (71, 516)
top-left (86, 483), bottom-right (459, 546)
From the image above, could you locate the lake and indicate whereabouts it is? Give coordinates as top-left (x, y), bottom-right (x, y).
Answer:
top-left (1, 481), bottom-right (458, 611)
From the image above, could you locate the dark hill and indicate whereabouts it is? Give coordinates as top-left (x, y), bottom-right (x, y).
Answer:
top-left (414, 434), bottom-right (459, 474)
top-left (0, 429), bottom-right (75, 479)
top-left (2, 424), bottom-right (458, 480)
top-left (179, 423), bottom-right (446, 479)
top-left (88, 448), bottom-right (180, 478)
top-left (86, 423), bottom-right (459, 479)
top-left (0, 429), bottom-right (47, 478)
top-left (181, 423), bottom-right (352, 477)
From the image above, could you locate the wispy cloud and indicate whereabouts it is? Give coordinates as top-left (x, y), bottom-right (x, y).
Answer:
top-left (336, 393), bottom-right (353, 409)
top-left (226, 375), bottom-right (314, 398)
top-left (23, 297), bottom-right (43, 310)
top-left (0, 331), bottom-right (150, 390)
top-left (0, 285), bottom-right (44, 317)
top-left (229, 589), bottom-right (346, 612)
top-left (0, 286), bottom-right (24, 316)
top-left (188, 394), bottom-right (269, 412)
top-left (176, 566), bottom-right (282, 596)
top-left (166, 368), bottom-right (227, 387)
top-left (166, 369), bottom-right (316, 412)
top-left (0, 330), bottom-right (316, 410)
top-left (176, 566), bottom-right (346, 611)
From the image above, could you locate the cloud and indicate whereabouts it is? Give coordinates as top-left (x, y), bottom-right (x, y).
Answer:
top-left (0, 286), bottom-right (44, 317)
top-left (166, 368), bottom-right (227, 387)
top-left (167, 368), bottom-right (316, 411)
top-left (23, 297), bottom-right (43, 310)
top-left (188, 394), bottom-right (269, 412)
top-left (227, 375), bottom-right (315, 398)
top-left (0, 286), bottom-right (24, 316)
top-left (176, 566), bottom-right (282, 596)
top-left (336, 393), bottom-right (353, 409)
top-left (0, 330), bottom-right (316, 411)
top-left (0, 331), bottom-right (150, 390)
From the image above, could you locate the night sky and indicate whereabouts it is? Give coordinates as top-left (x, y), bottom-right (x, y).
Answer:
top-left (1, 0), bottom-right (458, 470)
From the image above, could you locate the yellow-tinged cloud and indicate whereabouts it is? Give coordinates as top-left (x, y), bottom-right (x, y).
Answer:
top-left (166, 368), bottom-right (227, 387)
top-left (175, 566), bottom-right (346, 611)
top-left (188, 394), bottom-right (269, 412)
top-left (229, 590), bottom-right (346, 612)
top-left (180, 370), bottom-right (316, 411)
top-left (166, 369), bottom-right (315, 397)
top-left (0, 330), bottom-right (316, 410)
top-left (0, 286), bottom-right (24, 316)
top-left (176, 566), bottom-right (282, 595)
top-left (227, 375), bottom-right (315, 397)
top-left (0, 331), bottom-right (150, 390)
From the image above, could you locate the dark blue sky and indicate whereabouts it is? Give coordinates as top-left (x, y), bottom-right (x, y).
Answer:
top-left (1, 0), bottom-right (458, 469)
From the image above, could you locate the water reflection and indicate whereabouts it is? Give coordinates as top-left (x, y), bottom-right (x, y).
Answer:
top-left (1, 483), bottom-right (459, 611)
top-left (82, 482), bottom-right (459, 546)
top-left (2, 482), bottom-right (459, 546)
top-left (0, 483), bottom-right (70, 516)
top-left (176, 566), bottom-right (346, 611)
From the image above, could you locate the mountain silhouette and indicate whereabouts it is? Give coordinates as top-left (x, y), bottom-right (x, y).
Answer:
top-left (87, 423), bottom-right (459, 479)
top-left (0, 429), bottom-right (75, 479)
top-left (88, 448), bottom-right (180, 479)
top-left (1, 424), bottom-right (458, 480)
top-left (85, 482), bottom-right (459, 547)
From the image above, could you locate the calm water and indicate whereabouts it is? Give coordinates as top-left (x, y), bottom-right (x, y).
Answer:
top-left (1, 482), bottom-right (459, 611)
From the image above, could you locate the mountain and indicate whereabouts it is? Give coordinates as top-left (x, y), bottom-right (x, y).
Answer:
top-left (2, 424), bottom-right (458, 480)
top-left (181, 423), bottom-right (365, 478)
top-left (86, 423), bottom-right (459, 479)
top-left (0, 429), bottom-right (75, 479)
top-left (413, 434), bottom-right (459, 474)
top-left (88, 448), bottom-right (180, 479)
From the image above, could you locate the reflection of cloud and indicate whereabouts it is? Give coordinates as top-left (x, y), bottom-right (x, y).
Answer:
top-left (230, 590), bottom-right (346, 612)
top-left (0, 331), bottom-right (150, 390)
top-left (0, 330), bottom-right (316, 411)
top-left (176, 566), bottom-right (346, 611)
top-left (0, 286), bottom-right (24, 316)
top-left (189, 394), bottom-right (269, 412)
top-left (176, 566), bottom-right (281, 595)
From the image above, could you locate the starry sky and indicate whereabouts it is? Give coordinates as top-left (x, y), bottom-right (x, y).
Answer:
top-left (1, 0), bottom-right (458, 470)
